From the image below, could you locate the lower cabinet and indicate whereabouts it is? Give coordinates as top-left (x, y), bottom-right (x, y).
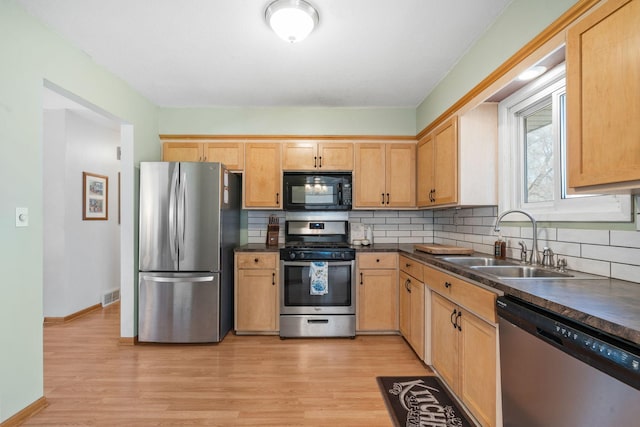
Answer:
top-left (234, 252), bottom-right (279, 334)
top-left (429, 282), bottom-right (497, 427)
top-left (399, 256), bottom-right (425, 359)
top-left (356, 253), bottom-right (399, 332)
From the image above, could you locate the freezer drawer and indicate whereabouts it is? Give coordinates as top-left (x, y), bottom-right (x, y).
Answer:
top-left (138, 272), bottom-right (221, 343)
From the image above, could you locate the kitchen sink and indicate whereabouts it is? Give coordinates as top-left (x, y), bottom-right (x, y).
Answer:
top-left (469, 265), bottom-right (574, 279)
top-left (438, 256), bottom-right (520, 267)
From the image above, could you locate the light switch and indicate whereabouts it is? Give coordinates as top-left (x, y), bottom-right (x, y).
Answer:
top-left (16, 207), bottom-right (29, 227)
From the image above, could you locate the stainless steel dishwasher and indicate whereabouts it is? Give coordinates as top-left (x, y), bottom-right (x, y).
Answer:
top-left (497, 295), bottom-right (640, 427)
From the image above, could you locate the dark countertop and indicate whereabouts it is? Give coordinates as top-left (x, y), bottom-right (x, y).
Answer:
top-left (235, 243), bottom-right (640, 346)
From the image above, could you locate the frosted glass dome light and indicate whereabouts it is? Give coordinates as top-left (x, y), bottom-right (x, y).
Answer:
top-left (266, 0), bottom-right (319, 43)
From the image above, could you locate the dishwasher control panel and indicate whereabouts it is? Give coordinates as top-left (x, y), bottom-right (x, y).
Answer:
top-left (554, 322), bottom-right (640, 375)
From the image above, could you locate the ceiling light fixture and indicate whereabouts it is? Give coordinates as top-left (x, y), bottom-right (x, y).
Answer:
top-left (517, 65), bottom-right (548, 81)
top-left (265, 0), bottom-right (319, 44)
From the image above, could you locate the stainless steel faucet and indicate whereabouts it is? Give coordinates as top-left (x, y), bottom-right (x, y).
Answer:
top-left (494, 209), bottom-right (540, 265)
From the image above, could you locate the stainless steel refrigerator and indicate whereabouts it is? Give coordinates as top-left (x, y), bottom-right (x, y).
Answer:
top-left (138, 162), bottom-right (240, 343)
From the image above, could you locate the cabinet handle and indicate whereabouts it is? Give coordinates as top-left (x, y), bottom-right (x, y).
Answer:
top-left (405, 263), bottom-right (411, 268)
top-left (272, 272), bottom-right (275, 286)
top-left (405, 279), bottom-right (411, 292)
top-left (314, 156), bottom-right (317, 168)
top-left (254, 258), bottom-right (259, 263)
top-left (276, 192), bottom-right (280, 204)
top-left (318, 156), bottom-right (322, 168)
top-left (360, 272), bottom-right (363, 285)
top-left (444, 281), bottom-right (451, 288)
top-left (376, 258), bottom-right (380, 263)
top-left (451, 309), bottom-right (457, 328)
top-left (381, 193), bottom-right (385, 205)
top-left (386, 193), bottom-right (390, 205)
top-left (456, 311), bottom-right (462, 331)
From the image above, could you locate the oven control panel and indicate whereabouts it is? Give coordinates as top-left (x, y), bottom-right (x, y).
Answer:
top-left (280, 249), bottom-right (355, 261)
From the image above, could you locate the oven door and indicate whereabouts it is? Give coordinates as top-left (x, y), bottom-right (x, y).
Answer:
top-left (280, 260), bottom-right (355, 315)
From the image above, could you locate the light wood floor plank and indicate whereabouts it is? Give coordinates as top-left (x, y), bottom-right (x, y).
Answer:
top-left (25, 302), bottom-right (430, 426)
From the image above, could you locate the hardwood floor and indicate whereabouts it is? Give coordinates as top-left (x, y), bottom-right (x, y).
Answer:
top-left (25, 303), bottom-right (431, 426)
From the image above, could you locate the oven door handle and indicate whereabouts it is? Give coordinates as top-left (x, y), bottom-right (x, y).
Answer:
top-left (281, 260), bottom-right (354, 267)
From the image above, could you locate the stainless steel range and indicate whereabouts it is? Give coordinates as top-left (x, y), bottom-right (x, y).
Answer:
top-left (279, 212), bottom-right (356, 338)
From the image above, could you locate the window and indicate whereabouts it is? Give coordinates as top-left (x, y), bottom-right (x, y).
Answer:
top-left (498, 63), bottom-right (631, 222)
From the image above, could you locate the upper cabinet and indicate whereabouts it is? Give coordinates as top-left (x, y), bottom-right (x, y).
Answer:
top-left (161, 138), bottom-right (244, 171)
top-left (354, 143), bottom-right (416, 208)
top-left (417, 117), bottom-right (457, 207)
top-left (244, 143), bottom-right (282, 209)
top-left (567, 0), bottom-right (640, 192)
top-left (162, 142), bottom-right (202, 162)
top-left (282, 141), bottom-right (353, 171)
top-left (417, 104), bottom-right (497, 208)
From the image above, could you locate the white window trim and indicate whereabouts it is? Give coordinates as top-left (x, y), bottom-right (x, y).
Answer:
top-left (498, 63), bottom-right (631, 222)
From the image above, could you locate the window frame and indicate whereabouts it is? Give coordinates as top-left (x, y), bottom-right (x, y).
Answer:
top-left (498, 63), bottom-right (631, 222)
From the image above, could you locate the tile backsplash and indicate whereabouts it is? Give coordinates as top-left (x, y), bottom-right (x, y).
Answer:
top-left (246, 207), bottom-right (640, 284)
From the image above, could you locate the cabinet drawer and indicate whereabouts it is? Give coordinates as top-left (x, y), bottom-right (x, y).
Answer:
top-left (423, 265), bottom-right (497, 323)
top-left (399, 255), bottom-right (423, 281)
top-left (236, 253), bottom-right (278, 269)
top-left (358, 253), bottom-right (398, 269)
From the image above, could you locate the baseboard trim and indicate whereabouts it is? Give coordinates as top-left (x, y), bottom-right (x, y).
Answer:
top-left (0, 397), bottom-right (47, 427)
top-left (119, 336), bottom-right (138, 345)
top-left (43, 303), bottom-right (102, 325)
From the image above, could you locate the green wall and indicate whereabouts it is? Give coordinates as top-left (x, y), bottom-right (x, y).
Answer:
top-left (159, 107), bottom-right (417, 136)
top-left (416, 0), bottom-right (580, 132)
top-left (0, 0), bottom-right (158, 422)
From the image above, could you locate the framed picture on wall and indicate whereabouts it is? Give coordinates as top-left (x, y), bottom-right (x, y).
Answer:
top-left (82, 172), bottom-right (108, 220)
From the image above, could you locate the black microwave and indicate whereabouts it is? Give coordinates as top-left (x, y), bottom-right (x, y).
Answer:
top-left (283, 172), bottom-right (352, 210)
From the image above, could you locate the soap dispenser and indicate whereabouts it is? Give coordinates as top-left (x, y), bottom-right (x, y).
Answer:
top-left (494, 234), bottom-right (506, 259)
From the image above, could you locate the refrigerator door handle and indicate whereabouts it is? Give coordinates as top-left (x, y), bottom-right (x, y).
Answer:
top-left (177, 170), bottom-right (187, 261)
top-left (141, 275), bottom-right (215, 283)
top-left (168, 165), bottom-right (179, 264)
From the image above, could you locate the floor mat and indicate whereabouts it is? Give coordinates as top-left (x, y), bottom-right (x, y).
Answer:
top-left (377, 376), bottom-right (475, 427)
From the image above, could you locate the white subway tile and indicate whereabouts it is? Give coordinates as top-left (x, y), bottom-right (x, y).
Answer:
top-left (557, 228), bottom-right (609, 245)
top-left (399, 224), bottom-right (424, 231)
top-left (582, 245), bottom-right (640, 265)
top-left (386, 217), bottom-right (412, 224)
top-left (375, 237), bottom-right (398, 244)
top-left (387, 231), bottom-right (411, 237)
top-left (611, 263), bottom-right (640, 283)
top-left (472, 206), bottom-right (497, 217)
top-left (610, 230), bottom-right (640, 248)
top-left (374, 211), bottom-right (398, 218)
top-left (567, 256), bottom-right (610, 277)
top-left (464, 216), bottom-right (484, 226)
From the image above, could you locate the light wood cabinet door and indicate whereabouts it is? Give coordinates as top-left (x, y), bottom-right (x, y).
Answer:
top-left (354, 143), bottom-right (387, 207)
top-left (399, 271), bottom-right (412, 339)
top-left (431, 292), bottom-right (460, 393)
top-left (386, 144), bottom-right (416, 207)
top-left (460, 309), bottom-right (497, 427)
top-left (318, 142), bottom-right (353, 171)
top-left (282, 142), bottom-right (353, 171)
top-left (203, 142), bottom-right (244, 170)
top-left (417, 134), bottom-right (435, 206)
top-left (244, 143), bottom-right (282, 208)
top-left (162, 142), bottom-right (203, 162)
top-left (357, 268), bottom-right (398, 332)
top-left (235, 267), bottom-right (278, 332)
top-left (432, 116), bottom-right (458, 206)
top-left (408, 279), bottom-right (425, 360)
top-left (567, 0), bottom-right (640, 190)
top-left (282, 142), bottom-right (317, 170)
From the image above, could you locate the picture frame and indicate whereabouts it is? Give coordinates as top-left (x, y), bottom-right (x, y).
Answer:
top-left (82, 172), bottom-right (108, 220)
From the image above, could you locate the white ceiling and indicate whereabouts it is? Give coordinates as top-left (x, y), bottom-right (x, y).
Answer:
top-left (20, 0), bottom-right (513, 108)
